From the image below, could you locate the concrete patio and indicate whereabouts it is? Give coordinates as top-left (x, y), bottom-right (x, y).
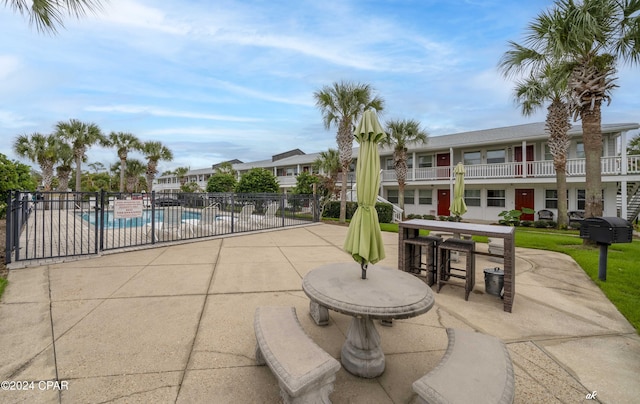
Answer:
top-left (1, 223), bottom-right (638, 403)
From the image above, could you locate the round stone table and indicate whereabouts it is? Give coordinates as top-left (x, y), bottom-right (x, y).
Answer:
top-left (302, 263), bottom-right (434, 378)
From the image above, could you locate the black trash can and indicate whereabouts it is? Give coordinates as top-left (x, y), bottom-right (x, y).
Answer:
top-left (484, 268), bottom-right (504, 297)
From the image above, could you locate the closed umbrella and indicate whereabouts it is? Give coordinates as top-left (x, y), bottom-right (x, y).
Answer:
top-left (450, 162), bottom-right (467, 219)
top-left (344, 109), bottom-right (386, 279)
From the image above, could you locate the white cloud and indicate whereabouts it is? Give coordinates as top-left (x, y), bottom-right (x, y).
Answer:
top-left (84, 105), bottom-right (262, 122)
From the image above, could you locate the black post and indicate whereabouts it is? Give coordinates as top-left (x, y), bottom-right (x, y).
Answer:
top-left (5, 191), bottom-right (12, 265)
top-left (151, 191), bottom-right (156, 244)
top-left (99, 190), bottom-right (105, 252)
top-left (598, 243), bottom-right (609, 281)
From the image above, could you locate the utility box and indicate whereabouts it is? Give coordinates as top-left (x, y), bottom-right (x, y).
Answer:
top-left (580, 217), bottom-right (633, 245)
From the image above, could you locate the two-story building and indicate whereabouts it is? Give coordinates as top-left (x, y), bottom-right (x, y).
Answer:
top-left (153, 121), bottom-right (640, 223)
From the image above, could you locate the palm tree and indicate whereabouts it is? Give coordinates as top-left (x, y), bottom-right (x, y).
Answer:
top-left (55, 119), bottom-right (104, 193)
top-left (123, 159), bottom-right (146, 193)
top-left (382, 119), bottom-right (428, 218)
top-left (174, 167), bottom-right (190, 187)
top-left (5, 0), bottom-right (104, 34)
top-left (55, 142), bottom-right (74, 192)
top-left (13, 133), bottom-right (61, 192)
top-left (312, 148), bottom-right (341, 201)
top-left (500, 61), bottom-right (572, 228)
top-left (102, 132), bottom-right (142, 193)
top-left (142, 141), bottom-right (173, 193)
top-left (314, 81), bottom-right (384, 223)
top-left (500, 0), bottom-right (640, 218)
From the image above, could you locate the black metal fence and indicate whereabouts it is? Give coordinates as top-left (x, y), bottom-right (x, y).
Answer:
top-left (5, 190), bottom-right (320, 264)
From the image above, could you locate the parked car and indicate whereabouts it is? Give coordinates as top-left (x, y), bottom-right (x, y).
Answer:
top-left (154, 196), bottom-right (182, 206)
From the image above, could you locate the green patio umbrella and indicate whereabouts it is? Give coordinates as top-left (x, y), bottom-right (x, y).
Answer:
top-left (450, 162), bottom-right (467, 218)
top-left (344, 109), bottom-right (386, 279)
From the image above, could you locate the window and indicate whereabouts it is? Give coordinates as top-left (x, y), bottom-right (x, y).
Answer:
top-left (464, 189), bottom-right (481, 207)
top-left (576, 142), bottom-right (585, 158)
top-left (276, 168), bottom-right (296, 176)
top-left (407, 157), bottom-right (413, 169)
top-left (545, 190), bottom-right (558, 209)
top-left (417, 155), bottom-right (433, 168)
top-left (463, 151), bottom-right (481, 165)
top-left (418, 189), bottom-right (432, 205)
top-left (577, 189), bottom-right (585, 210)
top-left (577, 189), bottom-right (604, 210)
top-left (487, 190), bottom-right (505, 207)
top-left (385, 158), bottom-right (394, 170)
top-left (387, 190), bottom-right (398, 204)
top-left (404, 190), bottom-right (415, 205)
top-left (486, 150), bottom-right (506, 164)
top-left (544, 144), bottom-right (553, 161)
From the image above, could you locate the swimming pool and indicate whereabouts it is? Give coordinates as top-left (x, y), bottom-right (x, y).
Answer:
top-left (81, 210), bottom-right (202, 229)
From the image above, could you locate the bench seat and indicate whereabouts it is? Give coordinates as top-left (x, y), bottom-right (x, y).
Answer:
top-left (254, 306), bottom-right (340, 403)
top-left (413, 328), bottom-right (514, 404)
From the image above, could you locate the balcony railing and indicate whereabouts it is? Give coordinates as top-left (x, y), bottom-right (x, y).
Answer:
top-left (381, 155), bottom-right (640, 182)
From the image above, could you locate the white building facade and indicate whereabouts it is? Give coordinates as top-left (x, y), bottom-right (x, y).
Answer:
top-left (153, 122), bottom-right (640, 223)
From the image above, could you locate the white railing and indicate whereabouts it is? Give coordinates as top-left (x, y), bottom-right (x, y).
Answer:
top-left (378, 156), bottom-right (639, 183)
top-left (629, 155), bottom-right (640, 173)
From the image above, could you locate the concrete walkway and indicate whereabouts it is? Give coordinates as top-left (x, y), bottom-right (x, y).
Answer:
top-left (1, 223), bottom-right (638, 403)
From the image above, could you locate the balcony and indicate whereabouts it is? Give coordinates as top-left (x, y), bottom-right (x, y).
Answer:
top-left (380, 155), bottom-right (640, 183)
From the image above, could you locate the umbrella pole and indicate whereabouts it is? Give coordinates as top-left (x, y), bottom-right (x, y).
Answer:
top-left (361, 260), bottom-right (367, 279)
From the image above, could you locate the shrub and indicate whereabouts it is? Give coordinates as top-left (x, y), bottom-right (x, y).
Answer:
top-left (423, 214), bottom-right (436, 220)
top-left (236, 168), bottom-right (279, 193)
top-left (438, 215), bottom-right (448, 221)
top-left (322, 201), bottom-right (393, 223)
top-left (521, 220), bottom-right (533, 227)
top-left (533, 220), bottom-right (548, 228)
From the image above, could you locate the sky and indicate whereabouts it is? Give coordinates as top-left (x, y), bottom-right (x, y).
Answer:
top-left (2, 0), bottom-right (639, 175)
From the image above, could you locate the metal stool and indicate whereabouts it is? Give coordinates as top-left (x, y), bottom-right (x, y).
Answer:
top-left (403, 235), bottom-right (442, 286)
top-left (438, 238), bottom-right (476, 300)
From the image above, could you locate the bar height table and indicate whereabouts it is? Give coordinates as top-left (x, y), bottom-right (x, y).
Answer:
top-left (398, 219), bottom-right (516, 312)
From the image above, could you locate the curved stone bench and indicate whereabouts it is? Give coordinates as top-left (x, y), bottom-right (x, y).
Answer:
top-left (254, 306), bottom-right (341, 403)
top-left (412, 328), bottom-right (515, 404)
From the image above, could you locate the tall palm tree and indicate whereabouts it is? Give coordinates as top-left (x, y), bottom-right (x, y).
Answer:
top-left (500, 61), bottom-right (572, 228)
top-left (56, 119), bottom-right (104, 193)
top-left (314, 81), bottom-right (384, 223)
top-left (312, 148), bottom-right (341, 200)
top-left (142, 141), bottom-right (173, 193)
top-left (55, 142), bottom-right (74, 192)
top-left (5, 0), bottom-right (104, 34)
top-left (500, 0), bottom-right (640, 218)
top-left (102, 132), bottom-right (142, 193)
top-left (174, 166), bottom-right (190, 187)
top-left (124, 159), bottom-right (146, 193)
top-left (382, 119), bottom-right (428, 218)
top-left (13, 133), bottom-right (60, 192)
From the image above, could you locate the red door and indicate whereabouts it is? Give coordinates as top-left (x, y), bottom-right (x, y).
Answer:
top-left (515, 189), bottom-right (535, 221)
top-left (437, 153), bottom-right (450, 178)
top-left (514, 145), bottom-right (534, 176)
top-left (437, 189), bottom-right (450, 217)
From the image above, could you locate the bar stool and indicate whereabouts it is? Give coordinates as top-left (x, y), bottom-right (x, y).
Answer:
top-left (403, 235), bottom-right (442, 285)
top-left (438, 238), bottom-right (476, 300)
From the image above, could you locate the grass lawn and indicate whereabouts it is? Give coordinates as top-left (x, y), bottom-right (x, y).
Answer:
top-left (379, 222), bottom-right (640, 333)
top-left (0, 278), bottom-right (6, 300)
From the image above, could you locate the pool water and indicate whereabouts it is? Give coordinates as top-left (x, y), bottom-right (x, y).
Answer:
top-left (81, 210), bottom-right (202, 229)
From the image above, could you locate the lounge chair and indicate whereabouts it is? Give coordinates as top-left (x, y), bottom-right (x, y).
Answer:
top-left (146, 207), bottom-right (184, 240)
top-left (195, 204), bottom-right (220, 236)
top-left (259, 202), bottom-right (280, 228)
top-left (235, 203), bottom-right (256, 231)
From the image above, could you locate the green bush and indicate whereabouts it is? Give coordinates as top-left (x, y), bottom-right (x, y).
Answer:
top-left (423, 214), bottom-right (436, 220)
top-left (322, 201), bottom-right (393, 223)
top-left (521, 220), bottom-right (533, 227)
top-left (533, 220), bottom-right (549, 228)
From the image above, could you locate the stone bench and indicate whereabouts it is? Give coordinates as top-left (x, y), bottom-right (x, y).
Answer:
top-left (254, 306), bottom-right (341, 403)
top-left (412, 328), bottom-right (515, 404)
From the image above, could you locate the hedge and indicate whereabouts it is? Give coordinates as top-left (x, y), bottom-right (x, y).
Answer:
top-left (322, 201), bottom-right (393, 223)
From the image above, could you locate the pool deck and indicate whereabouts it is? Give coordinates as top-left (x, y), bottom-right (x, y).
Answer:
top-left (1, 223), bottom-right (639, 403)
